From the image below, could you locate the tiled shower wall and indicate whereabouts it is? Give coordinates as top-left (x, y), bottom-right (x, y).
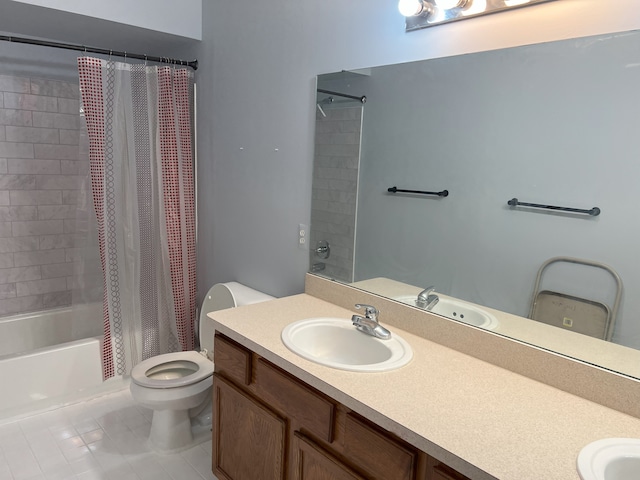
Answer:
top-left (0, 74), bottom-right (100, 317)
top-left (310, 106), bottom-right (362, 283)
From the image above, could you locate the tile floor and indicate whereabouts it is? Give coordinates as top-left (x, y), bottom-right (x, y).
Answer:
top-left (0, 389), bottom-right (218, 480)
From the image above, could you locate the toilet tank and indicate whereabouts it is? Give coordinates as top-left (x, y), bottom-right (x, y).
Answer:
top-left (198, 282), bottom-right (275, 361)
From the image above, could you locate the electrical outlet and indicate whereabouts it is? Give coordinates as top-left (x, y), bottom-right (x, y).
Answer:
top-left (298, 223), bottom-right (308, 250)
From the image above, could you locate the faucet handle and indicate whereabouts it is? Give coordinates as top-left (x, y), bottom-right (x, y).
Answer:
top-left (355, 304), bottom-right (378, 320)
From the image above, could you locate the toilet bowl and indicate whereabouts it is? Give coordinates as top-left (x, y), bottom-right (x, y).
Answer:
top-left (129, 282), bottom-right (274, 454)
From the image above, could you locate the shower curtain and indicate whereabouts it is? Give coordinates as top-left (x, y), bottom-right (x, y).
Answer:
top-left (78, 57), bottom-right (196, 379)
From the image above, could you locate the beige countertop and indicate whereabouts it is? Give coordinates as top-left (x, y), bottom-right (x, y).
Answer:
top-left (208, 293), bottom-right (640, 480)
top-left (351, 277), bottom-right (640, 379)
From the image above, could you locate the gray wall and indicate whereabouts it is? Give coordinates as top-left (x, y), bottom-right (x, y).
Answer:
top-left (3, 0), bottom-right (640, 306)
top-left (196, 0), bottom-right (640, 300)
top-left (353, 33), bottom-right (640, 347)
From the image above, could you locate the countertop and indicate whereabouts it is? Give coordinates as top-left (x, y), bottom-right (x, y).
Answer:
top-left (208, 293), bottom-right (640, 480)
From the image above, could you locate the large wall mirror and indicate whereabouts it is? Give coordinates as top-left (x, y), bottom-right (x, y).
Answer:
top-left (310, 29), bottom-right (640, 380)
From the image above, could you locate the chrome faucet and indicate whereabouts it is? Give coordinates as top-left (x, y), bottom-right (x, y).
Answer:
top-left (416, 286), bottom-right (439, 311)
top-left (351, 304), bottom-right (391, 340)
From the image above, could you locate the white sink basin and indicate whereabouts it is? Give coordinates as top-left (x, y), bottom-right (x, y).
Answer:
top-left (394, 295), bottom-right (499, 330)
top-left (281, 317), bottom-right (413, 372)
top-left (578, 438), bottom-right (640, 480)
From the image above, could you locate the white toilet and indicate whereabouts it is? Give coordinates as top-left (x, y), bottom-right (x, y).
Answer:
top-left (130, 282), bottom-right (274, 454)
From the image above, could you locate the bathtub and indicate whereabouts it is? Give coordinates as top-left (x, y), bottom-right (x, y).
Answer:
top-left (0, 303), bottom-right (106, 417)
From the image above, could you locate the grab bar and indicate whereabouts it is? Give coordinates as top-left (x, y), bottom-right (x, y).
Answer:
top-left (388, 187), bottom-right (449, 197)
top-left (507, 198), bottom-right (600, 216)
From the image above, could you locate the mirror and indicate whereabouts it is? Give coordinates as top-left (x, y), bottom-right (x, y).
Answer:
top-left (310, 29), bottom-right (640, 379)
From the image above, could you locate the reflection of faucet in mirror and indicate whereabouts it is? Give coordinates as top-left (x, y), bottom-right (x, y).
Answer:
top-left (311, 29), bottom-right (640, 381)
top-left (416, 287), bottom-right (439, 311)
top-left (351, 303), bottom-right (391, 340)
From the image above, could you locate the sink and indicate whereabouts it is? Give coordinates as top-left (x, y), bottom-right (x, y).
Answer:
top-left (394, 295), bottom-right (499, 330)
top-left (578, 438), bottom-right (640, 480)
top-left (281, 317), bottom-right (413, 372)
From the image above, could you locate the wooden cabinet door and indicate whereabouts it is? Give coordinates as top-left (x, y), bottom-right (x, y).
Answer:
top-left (213, 374), bottom-right (286, 480)
top-left (428, 464), bottom-right (471, 480)
top-left (293, 432), bottom-right (366, 480)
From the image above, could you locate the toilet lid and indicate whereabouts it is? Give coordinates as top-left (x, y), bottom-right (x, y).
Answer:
top-left (131, 350), bottom-right (214, 389)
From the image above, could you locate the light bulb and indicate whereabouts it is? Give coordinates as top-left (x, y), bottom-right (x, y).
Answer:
top-left (398, 0), bottom-right (424, 17)
top-left (434, 0), bottom-right (467, 9)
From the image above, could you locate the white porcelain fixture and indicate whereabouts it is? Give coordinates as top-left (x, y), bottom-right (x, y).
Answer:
top-left (577, 438), bottom-right (640, 480)
top-left (394, 295), bottom-right (499, 330)
top-left (130, 282), bottom-right (274, 453)
top-left (281, 317), bottom-right (413, 372)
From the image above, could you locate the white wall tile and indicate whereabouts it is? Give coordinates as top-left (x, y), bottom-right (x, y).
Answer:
top-left (8, 159), bottom-right (61, 174)
top-left (61, 190), bottom-right (79, 205)
top-left (58, 98), bottom-right (80, 115)
top-left (41, 262), bottom-right (74, 279)
top-left (10, 190), bottom-right (62, 205)
top-left (16, 277), bottom-right (68, 296)
top-left (59, 129), bottom-right (80, 145)
top-left (0, 174), bottom-right (36, 190)
top-left (6, 126), bottom-right (59, 144)
top-left (0, 206), bottom-right (37, 221)
top-left (42, 291), bottom-right (72, 309)
top-left (12, 220), bottom-right (64, 237)
top-left (33, 144), bottom-right (79, 160)
top-left (0, 109), bottom-right (33, 126)
top-left (61, 160), bottom-right (89, 175)
top-left (0, 222), bottom-right (12, 238)
top-left (0, 75), bottom-right (31, 93)
top-left (32, 112), bottom-right (79, 130)
top-left (0, 295), bottom-right (43, 315)
top-left (30, 79), bottom-right (80, 100)
top-left (14, 249), bottom-right (66, 267)
top-left (0, 142), bottom-right (34, 159)
top-left (0, 75), bottom-right (86, 318)
top-left (35, 175), bottom-right (83, 190)
top-left (0, 237), bottom-right (39, 253)
top-left (39, 234), bottom-right (83, 250)
top-left (3, 92), bottom-right (58, 112)
top-left (0, 253), bottom-right (13, 268)
top-left (0, 266), bottom-right (41, 284)
top-left (37, 205), bottom-right (77, 220)
top-left (0, 283), bottom-right (16, 299)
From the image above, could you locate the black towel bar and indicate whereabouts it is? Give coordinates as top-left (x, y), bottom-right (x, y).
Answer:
top-left (507, 198), bottom-right (600, 216)
top-left (388, 187), bottom-right (449, 197)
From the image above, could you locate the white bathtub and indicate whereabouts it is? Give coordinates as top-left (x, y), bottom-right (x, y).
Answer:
top-left (0, 303), bottom-right (106, 417)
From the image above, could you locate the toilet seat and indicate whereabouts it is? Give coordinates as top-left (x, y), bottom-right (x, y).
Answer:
top-left (131, 350), bottom-right (214, 389)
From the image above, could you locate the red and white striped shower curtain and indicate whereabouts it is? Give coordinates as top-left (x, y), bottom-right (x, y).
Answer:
top-left (78, 57), bottom-right (196, 379)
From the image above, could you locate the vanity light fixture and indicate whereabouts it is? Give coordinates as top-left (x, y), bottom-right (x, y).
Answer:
top-left (399, 0), bottom-right (556, 31)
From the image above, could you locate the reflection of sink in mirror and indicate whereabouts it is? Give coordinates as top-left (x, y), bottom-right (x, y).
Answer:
top-left (577, 438), bottom-right (640, 480)
top-left (281, 317), bottom-right (412, 372)
top-left (394, 295), bottom-right (499, 331)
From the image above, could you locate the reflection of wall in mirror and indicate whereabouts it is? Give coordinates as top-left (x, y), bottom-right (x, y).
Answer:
top-left (310, 103), bottom-right (363, 283)
top-left (317, 31), bottom-right (640, 350)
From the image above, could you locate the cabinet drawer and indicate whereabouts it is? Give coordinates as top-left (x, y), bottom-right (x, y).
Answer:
top-left (214, 334), bottom-right (251, 386)
top-left (344, 413), bottom-right (418, 480)
top-left (254, 358), bottom-right (336, 443)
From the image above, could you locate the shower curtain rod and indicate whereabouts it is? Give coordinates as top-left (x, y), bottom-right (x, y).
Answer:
top-left (0, 34), bottom-right (198, 70)
top-left (317, 88), bottom-right (366, 103)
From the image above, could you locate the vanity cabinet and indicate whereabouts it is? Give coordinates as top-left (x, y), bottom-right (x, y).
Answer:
top-left (212, 333), bottom-right (471, 480)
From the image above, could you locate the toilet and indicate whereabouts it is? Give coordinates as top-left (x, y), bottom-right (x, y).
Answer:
top-left (130, 282), bottom-right (274, 453)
